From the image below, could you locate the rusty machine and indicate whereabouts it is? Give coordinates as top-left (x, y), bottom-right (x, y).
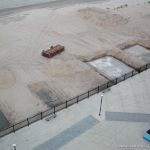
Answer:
top-left (41, 44), bottom-right (64, 58)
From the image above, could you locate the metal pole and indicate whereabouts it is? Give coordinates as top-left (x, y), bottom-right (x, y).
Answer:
top-left (13, 144), bottom-right (16, 150)
top-left (99, 95), bottom-right (103, 116)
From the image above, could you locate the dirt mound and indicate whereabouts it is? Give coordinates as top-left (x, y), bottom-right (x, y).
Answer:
top-left (78, 8), bottom-right (128, 27)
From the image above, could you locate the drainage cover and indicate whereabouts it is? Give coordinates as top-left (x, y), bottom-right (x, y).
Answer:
top-left (89, 56), bottom-right (134, 80)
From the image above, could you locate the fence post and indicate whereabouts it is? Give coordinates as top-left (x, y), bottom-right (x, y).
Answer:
top-left (139, 68), bottom-right (141, 73)
top-left (107, 82), bottom-right (109, 88)
top-left (13, 125), bottom-right (15, 133)
top-left (54, 106), bottom-right (56, 116)
top-left (66, 101), bottom-right (67, 109)
top-left (97, 86), bottom-right (99, 93)
top-left (145, 65), bottom-right (147, 70)
top-left (27, 118), bottom-right (29, 126)
top-left (77, 96), bottom-right (79, 103)
top-left (41, 112), bottom-right (43, 120)
top-left (132, 70), bottom-right (134, 76)
top-left (147, 64), bottom-right (149, 69)
top-left (146, 64), bottom-right (148, 70)
top-left (124, 74), bottom-right (126, 80)
top-left (115, 78), bottom-right (117, 84)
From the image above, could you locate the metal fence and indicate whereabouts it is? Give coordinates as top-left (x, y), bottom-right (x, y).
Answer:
top-left (0, 63), bottom-right (150, 138)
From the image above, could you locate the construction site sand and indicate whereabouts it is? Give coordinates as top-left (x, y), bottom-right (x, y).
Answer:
top-left (79, 7), bottom-right (129, 27)
top-left (0, 0), bottom-right (150, 124)
top-left (0, 68), bottom-right (16, 89)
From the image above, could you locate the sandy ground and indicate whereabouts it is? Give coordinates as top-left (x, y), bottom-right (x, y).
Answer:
top-left (0, 0), bottom-right (150, 124)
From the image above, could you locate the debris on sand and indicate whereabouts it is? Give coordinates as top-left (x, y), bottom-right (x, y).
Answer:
top-left (115, 4), bottom-right (128, 10)
top-left (78, 8), bottom-right (128, 27)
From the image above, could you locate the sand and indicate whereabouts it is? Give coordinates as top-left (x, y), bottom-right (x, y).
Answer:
top-left (79, 7), bottom-right (129, 27)
top-left (0, 0), bottom-right (150, 124)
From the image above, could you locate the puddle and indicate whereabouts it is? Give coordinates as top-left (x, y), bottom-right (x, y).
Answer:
top-left (124, 45), bottom-right (150, 64)
top-left (0, 111), bottom-right (10, 130)
top-left (89, 56), bottom-right (134, 80)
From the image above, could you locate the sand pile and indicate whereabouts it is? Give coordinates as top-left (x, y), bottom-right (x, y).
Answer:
top-left (78, 7), bottom-right (128, 27)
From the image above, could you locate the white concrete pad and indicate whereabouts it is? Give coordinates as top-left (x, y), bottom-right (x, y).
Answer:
top-left (124, 45), bottom-right (150, 64)
top-left (89, 56), bottom-right (134, 80)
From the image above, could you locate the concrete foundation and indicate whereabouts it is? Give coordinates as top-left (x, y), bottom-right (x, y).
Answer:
top-left (89, 56), bottom-right (134, 80)
top-left (124, 45), bottom-right (150, 64)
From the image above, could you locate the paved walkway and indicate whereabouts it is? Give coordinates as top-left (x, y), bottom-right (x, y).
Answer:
top-left (105, 112), bottom-right (150, 123)
top-left (0, 69), bottom-right (150, 150)
top-left (35, 116), bottom-right (99, 150)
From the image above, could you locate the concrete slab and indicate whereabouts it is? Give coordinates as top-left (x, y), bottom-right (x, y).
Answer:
top-left (124, 45), bottom-right (150, 64)
top-left (89, 56), bottom-right (134, 80)
top-left (60, 121), bottom-right (150, 150)
top-left (35, 116), bottom-right (99, 150)
top-left (105, 112), bottom-right (150, 123)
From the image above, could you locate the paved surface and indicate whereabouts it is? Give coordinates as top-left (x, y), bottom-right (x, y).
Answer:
top-left (0, 68), bottom-right (150, 149)
top-left (105, 112), bottom-right (150, 123)
top-left (35, 116), bottom-right (98, 150)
